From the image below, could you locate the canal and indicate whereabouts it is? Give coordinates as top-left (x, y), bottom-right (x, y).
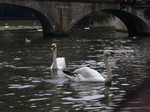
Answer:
top-left (0, 27), bottom-right (150, 112)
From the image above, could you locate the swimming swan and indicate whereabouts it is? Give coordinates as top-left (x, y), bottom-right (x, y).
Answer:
top-left (26, 38), bottom-right (31, 43)
top-left (50, 43), bottom-right (66, 70)
top-left (63, 50), bottom-right (116, 82)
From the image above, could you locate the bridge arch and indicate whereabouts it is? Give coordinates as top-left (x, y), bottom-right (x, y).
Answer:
top-left (103, 9), bottom-right (149, 37)
top-left (65, 9), bottom-right (91, 31)
top-left (66, 8), bottom-right (149, 37)
top-left (30, 8), bottom-right (60, 37)
top-left (0, 3), bottom-right (60, 37)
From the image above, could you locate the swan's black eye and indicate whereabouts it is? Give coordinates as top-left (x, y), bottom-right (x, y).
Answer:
top-left (110, 52), bottom-right (116, 57)
top-left (110, 52), bottom-right (114, 55)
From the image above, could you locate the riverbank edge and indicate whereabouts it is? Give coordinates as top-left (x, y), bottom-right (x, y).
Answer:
top-left (0, 28), bottom-right (42, 32)
top-left (0, 26), bottom-right (42, 32)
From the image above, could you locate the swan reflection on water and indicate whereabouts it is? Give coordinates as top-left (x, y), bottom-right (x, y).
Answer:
top-left (61, 82), bottom-right (114, 111)
top-left (47, 70), bottom-right (68, 84)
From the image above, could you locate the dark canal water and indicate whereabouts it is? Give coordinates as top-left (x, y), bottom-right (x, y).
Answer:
top-left (0, 28), bottom-right (150, 112)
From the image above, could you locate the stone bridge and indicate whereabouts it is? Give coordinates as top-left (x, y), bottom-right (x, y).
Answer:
top-left (0, 0), bottom-right (149, 37)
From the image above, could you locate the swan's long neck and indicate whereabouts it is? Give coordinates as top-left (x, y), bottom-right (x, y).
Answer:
top-left (52, 48), bottom-right (58, 69)
top-left (103, 54), bottom-right (112, 82)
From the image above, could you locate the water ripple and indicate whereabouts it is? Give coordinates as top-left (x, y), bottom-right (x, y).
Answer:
top-left (8, 84), bottom-right (35, 89)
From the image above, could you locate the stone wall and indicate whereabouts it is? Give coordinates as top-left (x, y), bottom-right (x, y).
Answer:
top-left (92, 17), bottom-right (127, 31)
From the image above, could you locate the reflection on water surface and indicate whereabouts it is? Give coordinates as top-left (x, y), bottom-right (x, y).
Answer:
top-left (0, 28), bottom-right (150, 112)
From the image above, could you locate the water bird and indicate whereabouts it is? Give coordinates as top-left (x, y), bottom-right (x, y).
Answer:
top-left (50, 43), bottom-right (66, 70)
top-left (26, 38), bottom-right (31, 43)
top-left (4, 23), bottom-right (9, 28)
top-left (37, 28), bottom-right (43, 32)
top-left (63, 50), bottom-right (116, 83)
top-left (84, 27), bottom-right (90, 29)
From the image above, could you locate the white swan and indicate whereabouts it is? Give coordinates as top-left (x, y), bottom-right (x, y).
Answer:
top-left (63, 50), bottom-right (116, 83)
top-left (50, 43), bottom-right (66, 70)
top-left (26, 38), bottom-right (31, 43)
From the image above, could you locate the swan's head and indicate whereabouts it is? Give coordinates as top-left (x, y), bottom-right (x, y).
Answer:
top-left (104, 50), bottom-right (116, 57)
top-left (51, 43), bottom-right (57, 50)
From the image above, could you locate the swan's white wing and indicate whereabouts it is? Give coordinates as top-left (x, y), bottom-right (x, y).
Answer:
top-left (64, 67), bottom-right (105, 82)
top-left (56, 57), bottom-right (66, 70)
top-left (74, 67), bottom-right (103, 78)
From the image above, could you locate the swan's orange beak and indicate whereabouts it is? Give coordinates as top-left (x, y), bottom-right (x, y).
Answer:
top-left (51, 46), bottom-right (55, 50)
top-left (110, 52), bottom-right (116, 57)
top-left (111, 53), bottom-right (116, 58)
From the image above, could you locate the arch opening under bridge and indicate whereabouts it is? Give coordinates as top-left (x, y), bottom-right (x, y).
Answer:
top-left (64, 8), bottom-right (149, 37)
top-left (0, 3), bottom-right (61, 37)
top-left (102, 9), bottom-right (149, 37)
